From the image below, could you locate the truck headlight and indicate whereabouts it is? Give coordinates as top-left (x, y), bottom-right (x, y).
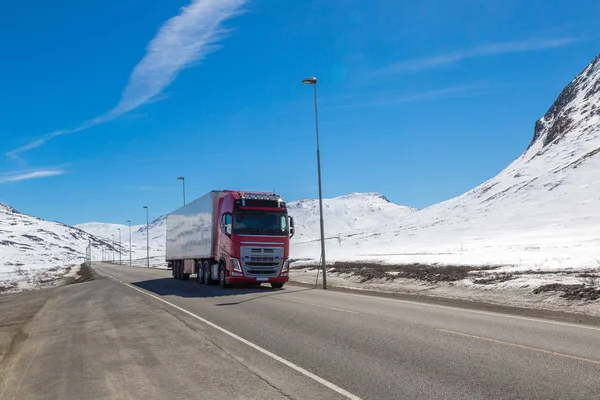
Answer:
top-left (232, 258), bottom-right (242, 273)
top-left (280, 259), bottom-right (289, 274)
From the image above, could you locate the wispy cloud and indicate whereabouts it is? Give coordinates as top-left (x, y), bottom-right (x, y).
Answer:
top-left (0, 169), bottom-right (66, 184)
top-left (328, 83), bottom-right (491, 110)
top-left (7, 0), bottom-right (246, 161)
top-left (376, 37), bottom-right (580, 76)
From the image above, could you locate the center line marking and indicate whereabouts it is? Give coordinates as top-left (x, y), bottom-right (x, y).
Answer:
top-left (95, 268), bottom-right (361, 400)
top-left (438, 328), bottom-right (600, 366)
top-left (280, 297), bottom-right (359, 314)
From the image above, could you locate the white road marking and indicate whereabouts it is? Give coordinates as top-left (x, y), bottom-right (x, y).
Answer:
top-left (95, 268), bottom-right (361, 400)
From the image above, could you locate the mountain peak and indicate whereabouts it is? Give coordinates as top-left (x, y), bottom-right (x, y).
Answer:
top-left (336, 192), bottom-right (391, 202)
top-left (531, 53), bottom-right (600, 148)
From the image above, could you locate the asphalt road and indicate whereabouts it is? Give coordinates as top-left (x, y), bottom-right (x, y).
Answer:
top-left (3, 263), bottom-right (600, 399)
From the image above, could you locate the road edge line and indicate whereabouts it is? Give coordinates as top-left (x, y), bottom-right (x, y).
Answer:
top-left (95, 267), bottom-right (361, 400)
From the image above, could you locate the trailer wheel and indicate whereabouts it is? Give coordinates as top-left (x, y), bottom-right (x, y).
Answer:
top-left (219, 264), bottom-right (228, 288)
top-left (271, 283), bottom-right (284, 289)
top-left (203, 261), bottom-right (213, 285)
top-left (174, 263), bottom-right (180, 279)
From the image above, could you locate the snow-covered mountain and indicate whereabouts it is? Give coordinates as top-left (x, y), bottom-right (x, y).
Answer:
top-left (294, 53), bottom-right (600, 270)
top-left (75, 216), bottom-right (167, 267)
top-left (288, 193), bottom-right (417, 242)
top-left (75, 222), bottom-right (145, 240)
top-left (0, 204), bottom-right (113, 291)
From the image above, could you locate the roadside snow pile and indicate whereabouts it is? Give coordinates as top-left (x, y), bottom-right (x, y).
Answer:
top-left (293, 53), bottom-right (600, 272)
top-left (0, 204), bottom-right (112, 292)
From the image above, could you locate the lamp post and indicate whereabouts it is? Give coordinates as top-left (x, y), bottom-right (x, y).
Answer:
top-left (127, 220), bottom-right (132, 267)
top-left (118, 228), bottom-right (122, 265)
top-left (143, 206), bottom-right (149, 268)
top-left (302, 76), bottom-right (327, 289)
top-left (177, 177), bottom-right (186, 206)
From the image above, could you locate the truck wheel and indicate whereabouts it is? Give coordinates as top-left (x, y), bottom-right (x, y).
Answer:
top-left (174, 263), bottom-right (180, 279)
top-left (203, 261), bottom-right (213, 285)
top-left (219, 264), bottom-right (228, 288)
top-left (271, 283), bottom-right (284, 289)
top-left (196, 263), bottom-right (204, 284)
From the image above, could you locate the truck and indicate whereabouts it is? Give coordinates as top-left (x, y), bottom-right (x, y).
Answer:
top-left (166, 190), bottom-right (294, 289)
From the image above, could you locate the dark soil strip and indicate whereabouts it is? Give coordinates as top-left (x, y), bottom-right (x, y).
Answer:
top-left (534, 284), bottom-right (600, 301)
top-left (293, 262), bottom-right (497, 284)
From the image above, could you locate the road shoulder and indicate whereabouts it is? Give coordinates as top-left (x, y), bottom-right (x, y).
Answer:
top-left (0, 276), bottom-right (292, 400)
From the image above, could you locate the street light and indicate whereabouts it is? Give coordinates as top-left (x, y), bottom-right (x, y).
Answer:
top-left (302, 76), bottom-right (327, 289)
top-left (177, 177), bottom-right (186, 206)
top-left (143, 206), bottom-right (150, 268)
top-left (127, 220), bottom-right (132, 267)
top-left (118, 228), bottom-right (122, 265)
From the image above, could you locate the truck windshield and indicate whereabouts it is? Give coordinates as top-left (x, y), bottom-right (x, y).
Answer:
top-left (233, 211), bottom-right (288, 236)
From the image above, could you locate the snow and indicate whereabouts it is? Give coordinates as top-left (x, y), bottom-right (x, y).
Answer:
top-left (0, 205), bottom-right (113, 292)
top-left (75, 217), bottom-right (167, 268)
top-left (293, 53), bottom-right (600, 274)
top-left (288, 192), bottom-right (417, 243)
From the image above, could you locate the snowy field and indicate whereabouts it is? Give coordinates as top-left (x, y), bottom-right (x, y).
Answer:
top-left (0, 204), bottom-right (112, 292)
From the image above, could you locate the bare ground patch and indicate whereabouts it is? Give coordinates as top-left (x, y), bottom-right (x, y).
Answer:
top-left (294, 262), bottom-right (498, 284)
top-left (533, 283), bottom-right (600, 301)
top-left (292, 262), bottom-right (600, 302)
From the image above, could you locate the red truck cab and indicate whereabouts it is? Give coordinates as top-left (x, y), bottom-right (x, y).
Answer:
top-left (215, 191), bottom-right (293, 288)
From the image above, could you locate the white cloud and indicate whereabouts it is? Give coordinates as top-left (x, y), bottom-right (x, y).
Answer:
top-left (7, 0), bottom-right (246, 161)
top-left (0, 169), bottom-right (66, 184)
top-left (376, 37), bottom-right (580, 75)
top-left (328, 84), bottom-right (490, 110)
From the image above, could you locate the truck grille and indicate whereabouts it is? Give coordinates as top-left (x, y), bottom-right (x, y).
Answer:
top-left (245, 261), bottom-right (279, 267)
top-left (246, 268), bottom-right (278, 275)
top-left (241, 246), bottom-right (284, 277)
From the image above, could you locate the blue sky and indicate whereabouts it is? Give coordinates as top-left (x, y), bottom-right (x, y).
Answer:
top-left (1, 0), bottom-right (599, 225)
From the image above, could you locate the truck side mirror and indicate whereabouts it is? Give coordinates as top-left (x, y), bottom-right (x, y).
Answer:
top-left (289, 216), bottom-right (295, 238)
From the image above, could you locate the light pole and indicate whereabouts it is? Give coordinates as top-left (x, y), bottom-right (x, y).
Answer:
top-left (118, 228), bottom-right (122, 265)
top-left (302, 76), bottom-right (327, 289)
top-left (127, 220), bottom-right (132, 267)
top-left (143, 206), bottom-right (150, 268)
top-left (111, 234), bottom-right (115, 263)
top-left (177, 177), bottom-right (186, 206)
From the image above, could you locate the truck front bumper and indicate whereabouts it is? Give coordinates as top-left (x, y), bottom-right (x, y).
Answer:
top-left (227, 276), bottom-right (289, 284)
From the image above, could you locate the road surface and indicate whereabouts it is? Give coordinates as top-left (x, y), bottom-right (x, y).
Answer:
top-left (2, 263), bottom-right (600, 399)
